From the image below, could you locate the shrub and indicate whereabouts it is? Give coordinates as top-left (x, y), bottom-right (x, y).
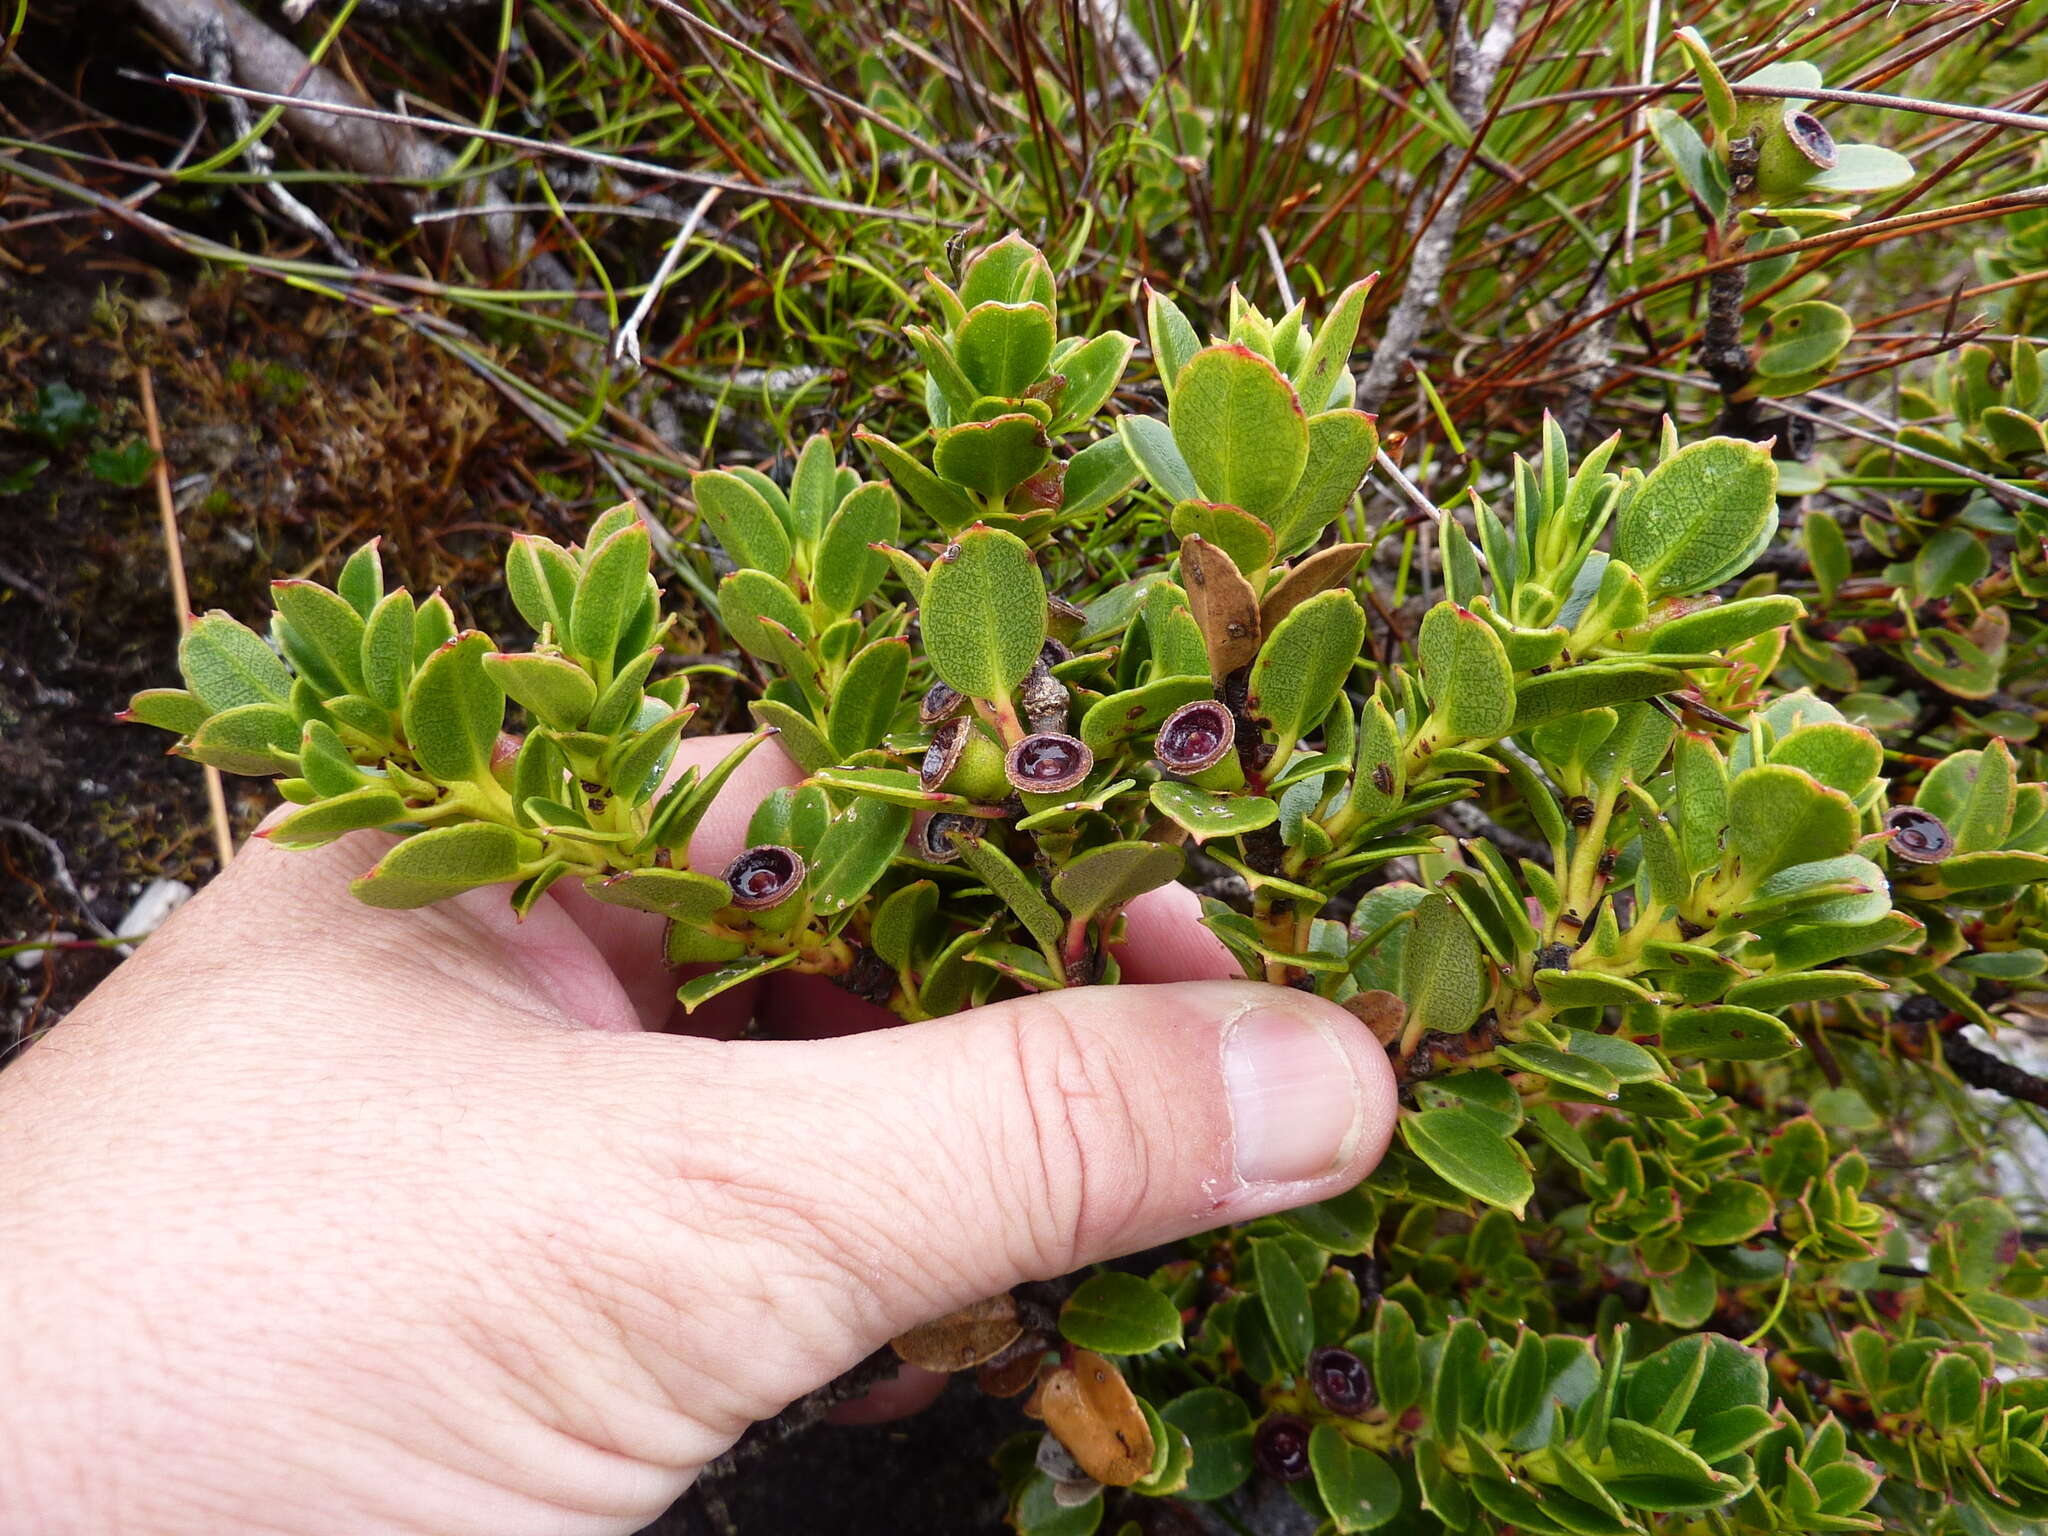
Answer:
top-left (127, 234), bottom-right (2048, 1535)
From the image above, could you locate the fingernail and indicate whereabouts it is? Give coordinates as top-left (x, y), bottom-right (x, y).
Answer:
top-left (1222, 1005), bottom-right (1365, 1186)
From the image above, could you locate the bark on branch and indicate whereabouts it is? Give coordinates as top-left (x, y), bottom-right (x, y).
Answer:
top-left (1356, 0), bottom-right (1528, 412)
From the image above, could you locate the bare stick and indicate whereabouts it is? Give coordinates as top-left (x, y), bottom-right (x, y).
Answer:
top-left (139, 368), bottom-right (235, 871)
top-left (613, 185), bottom-right (721, 370)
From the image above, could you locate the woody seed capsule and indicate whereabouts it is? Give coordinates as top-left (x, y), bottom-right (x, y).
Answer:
top-left (723, 845), bottom-right (806, 911)
top-left (1005, 732), bottom-right (1093, 796)
top-left (1886, 805), bottom-right (1954, 864)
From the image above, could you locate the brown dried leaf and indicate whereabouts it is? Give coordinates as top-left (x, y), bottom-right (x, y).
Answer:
top-left (1038, 1350), bottom-right (1156, 1486)
top-left (1180, 534), bottom-right (1261, 681)
top-left (890, 1293), bottom-right (1024, 1371)
top-left (1342, 988), bottom-right (1407, 1047)
top-left (1260, 542), bottom-right (1368, 632)
top-left (978, 1346), bottom-right (1049, 1398)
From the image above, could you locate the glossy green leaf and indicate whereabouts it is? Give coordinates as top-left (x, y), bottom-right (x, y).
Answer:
top-left (1399, 893), bottom-right (1487, 1037)
top-left (1060, 1272), bottom-right (1183, 1355)
top-left (807, 796), bottom-right (913, 915)
top-left (1148, 782), bottom-right (1278, 844)
top-left (828, 638), bottom-right (911, 758)
top-left (569, 522), bottom-right (652, 673)
top-left (855, 432), bottom-right (979, 534)
top-left (1249, 1237), bottom-right (1315, 1369)
top-left (1400, 1106), bottom-right (1533, 1214)
top-left (1511, 665), bottom-right (1687, 731)
top-left (718, 570), bottom-right (812, 665)
top-left (1643, 595), bottom-right (1802, 654)
top-left (1309, 1426), bottom-right (1401, 1533)
top-left (1159, 1389), bottom-right (1254, 1501)
top-left (1659, 1005), bottom-right (1802, 1061)
top-left (587, 867), bottom-right (735, 922)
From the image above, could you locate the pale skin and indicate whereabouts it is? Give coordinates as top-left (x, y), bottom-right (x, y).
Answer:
top-left (0, 736), bottom-right (1398, 1536)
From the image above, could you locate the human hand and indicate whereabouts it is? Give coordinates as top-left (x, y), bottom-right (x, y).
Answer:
top-left (0, 735), bottom-right (1397, 1536)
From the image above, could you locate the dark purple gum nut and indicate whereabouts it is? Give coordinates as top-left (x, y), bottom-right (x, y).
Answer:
top-left (1155, 700), bottom-right (1235, 775)
top-left (919, 679), bottom-right (966, 728)
top-left (1886, 805), bottom-right (1954, 865)
top-left (1006, 732), bottom-right (1093, 796)
top-left (1306, 1346), bottom-right (1376, 1418)
top-left (917, 812), bottom-right (979, 863)
top-left (1786, 108), bottom-right (1837, 169)
top-left (921, 716), bottom-right (973, 793)
top-left (1252, 1413), bottom-right (1313, 1483)
top-left (722, 845), bottom-right (806, 910)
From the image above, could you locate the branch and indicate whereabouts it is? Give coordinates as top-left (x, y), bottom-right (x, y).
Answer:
top-left (1942, 1033), bottom-right (2048, 1109)
top-left (1357, 0), bottom-right (1529, 411)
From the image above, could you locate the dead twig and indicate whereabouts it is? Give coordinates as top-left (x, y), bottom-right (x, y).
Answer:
top-left (139, 367), bottom-right (235, 872)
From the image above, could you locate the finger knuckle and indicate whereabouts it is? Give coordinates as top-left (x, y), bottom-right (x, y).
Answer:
top-left (1000, 1001), bottom-right (1152, 1277)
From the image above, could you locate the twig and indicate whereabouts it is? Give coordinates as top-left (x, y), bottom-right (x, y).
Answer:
top-left (1357, 0), bottom-right (1530, 411)
top-left (155, 74), bottom-right (959, 225)
top-left (612, 185), bottom-right (721, 371)
top-left (1944, 1033), bottom-right (2048, 1108)
top-left (1620, 0), bottom-right (1662, 267)
top-left (0, 819), bottom-right (120, 944)
top-left (139, 368), bottom-right (235, 871)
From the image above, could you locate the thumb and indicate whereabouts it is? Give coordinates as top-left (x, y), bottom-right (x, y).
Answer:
top-left (739, 980), bottom-right (1398, 1343)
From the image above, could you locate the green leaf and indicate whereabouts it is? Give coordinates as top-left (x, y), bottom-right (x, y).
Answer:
top-left (1049, 331), bottom-right (1135, 432)
top-left (1400, 1106), bottom-right (1532, 1214)
top-left (955, 300), bottom-right (1055, 398)
top-left (505, 535), bottom-right (580, 635)
top-left (1728, 764), bottom-right (1857, 882)
top-left (265, 783), bottom-right (407, 848)
top-left (954, 835), bottom-right (1064, 955)
top-left (749, 698), bottom-right (835, 775)
top-left (1419, 602), bottom-right (1515, 741)
top-left (1249, 1237), bottom-right (1315, 1369)
top-left (827, 638), bottom-right (911, 758)
top-left (1659, 1005), bottom-right (1802, 1061)
top-left (785, 433), bottom-right (838, 546)
top-left (1494, 1041), bottom-right (1620, 1100)
top-left (1724, 969), bottom-right (1881, 1009)
top-left (688, 466), bottom-right (790, 581)
top-left (483, 651), bottom-right (596, 732)
top-left (335, 540), bottom-right (383, 617)
top-left (1919, 742), bottom-right (2016, 853)
top-left (1649, 108), bottom-right (1729, 220)
top-left (808, 796), bottom-right (914, 915)
top-left (1675, 27), bottom-right (1735, 134)
top-left (1247, 590), bottom-right (1364, 749)
top-left (932, 413), bottom-right (1051, 499)
top-left (412, 592), bottom-right (456, 662)
top-left (1146, 286), bottom-right (1204, 398)
top-left (1613, 438), bottom-right (1779, 600)
top-left (1116, 415), bottom-right (1200, 503)
top-left (1061, 434), bottom-right (1141, 519)
top-left (570, 522), bottom-right (652, 672)
top-left (1051, 841), bottom-right (1184, 922)
top-left (1643, 594), bottom-right (1802, 653)
top-left (1511, 665), bottom-right (1687, 731)
top-left (1912, 528), bottom-right (1990, 601)
top-left (1273, 410), bottom-right (1378, 558)
top-left (1399, 894), bottom-right (1487, 1037)
top-left (1168, 344), bottom-right (1308, 519)
top-left (1159, 1389), bottom-right (1254, 1502)
top-left (124, 687), bottom-right (211, 736)
top-left (1060, 1272), bottom-right (1183, 1355)
top-left (921, 524), bottom-right (1046, 700)
top-left (1809, 142), bottom-right (1915, 196)
top-left (1680, 1180), bottom-right (1777, 1245)
top-left (1170, 501), bottom-right (1275, 580)
top-left (814, 483), bottom-right (900, 616)
top-left (586, 867), bottom-right (735, 922)
top-left (1757, 301), bottom-right (1853, 379)
top-left (360, 590), bottom-right (416, 712)
top-left (718, 570), bottom-right (813, 665)
top-left (1769, 722), bottom-right (1882, 799)
top-left (351, 823), bottom-right (536, 908)
top-left (404, 632), bottom-right (504, 784)
top-left (179, 612), bottom-right (293, 712)
top-left (1148, 782), bottom-right (1278, 844)
top-left (675, 951), bottom-right (800, 1012)
top-left (1309, 1426), bottom-right (1401, 1533)
top-left (1293, 276), bottom-right (1375, 414)
top-left (855, 432), bottom-right (979, 534)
